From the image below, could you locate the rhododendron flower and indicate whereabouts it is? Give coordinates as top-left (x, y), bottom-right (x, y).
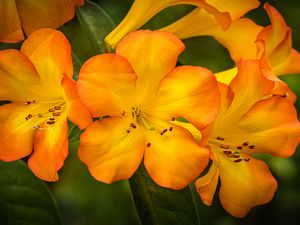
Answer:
top-left (0, 29), bottom-right (92, 181)
top-left (0, 0), bottom-right (84, 43)
top-left (105, 0), bottom-right (241, 49)
top-left (193, 60), bottom-right (300, 217)
top-left (215, 3), bottom-right (300, 85)
top-left (78, 30), bottom-right (220, 189)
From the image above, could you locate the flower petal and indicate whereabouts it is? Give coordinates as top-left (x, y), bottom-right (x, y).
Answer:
top-left (272, 49), bottom-right (300, 75)
top-left (144, 125), bottom-right (209, 190)
top-left (28, 117), bottom-right (68, 181)
top-left (61, 75), bottom-right (92, 129)
top-left (116, 30), bottom-right (184, 100)
top-left (153, 65), bottom-right (220, 130)
top-left (0, 49), bottom-right (43, 102)
top-left (21, 29), bottom-right (73, 94)
top-left (78, 54), bottom-right (136, 117)
top-left (0, 103), bottom-right (38, 161)
top-left (215, 67), bottom-right (238, 85)
top-left (195, 161), bottom-right (219, 206)
top-left (105, 0), bottom-right (231, 49)
top-left (78, 117), bottom-right (146, 183)
top-left (237, 96), bottom-right (300, 157)
top-left (16, 0), bottom-right (75, 35)
top-left (218, 152), bottom-right (277, 218)
top-left (0, 0), bottom-right (24, 43)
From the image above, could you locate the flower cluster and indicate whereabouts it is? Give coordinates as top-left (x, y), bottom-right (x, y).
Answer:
top-left (0, 0), bottom-right (299, 218)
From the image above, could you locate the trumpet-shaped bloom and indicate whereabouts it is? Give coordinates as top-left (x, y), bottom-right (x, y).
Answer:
top-left (193, 60), bottom-right (300, 217)
top-left (105, 0), bottom-right (251, 48)
top-left (215, 3), bottom-right (300, 84)
top-left (78, 30), bottom-right (220, 189)
top-left (0, 0), bottom-right (84, 43)
top-left (0, 29), bottom-right (92, 181)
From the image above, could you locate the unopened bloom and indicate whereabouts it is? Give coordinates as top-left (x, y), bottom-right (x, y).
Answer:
top-left (0, 29), bottom-right (92, 181)
top-left (78, 30), bottom-right (220, 189)
top-left (0, 0), bottom-right (84, 43)
top-left (193, 60), bottom-right (300, 217)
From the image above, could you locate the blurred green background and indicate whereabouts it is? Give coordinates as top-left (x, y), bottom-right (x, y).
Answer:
top-left (1, 0), bottom-right (300, 225)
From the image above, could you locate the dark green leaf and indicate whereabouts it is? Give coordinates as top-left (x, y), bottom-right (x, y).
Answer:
top-left (130, 164), bottom-right (200, 225)
top-left (0, 161), bottom-right (63, 225)
top-left (76, 0), bottom-right (115, 54)
top-left (72, 52), bottom-right (82, 80)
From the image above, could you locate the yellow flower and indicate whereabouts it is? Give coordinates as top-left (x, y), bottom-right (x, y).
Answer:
top-left (0, 0), bottom-right (84, 43)
top-left (78, 30), bottom-right (220, 189)
top-left (191, 60), bottom-right (300, 217)
top-left (0, 29), bottom-right (92, 181)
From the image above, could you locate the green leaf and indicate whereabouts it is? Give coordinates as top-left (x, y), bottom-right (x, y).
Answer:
top-left (72, 51), bottom-right (82, 80)
top-left (129, 164), bottom-right (200, 225)
top-left (0, 161), bottom-right (63, 225)
top-left (76, 0), bottom-right (115, 54)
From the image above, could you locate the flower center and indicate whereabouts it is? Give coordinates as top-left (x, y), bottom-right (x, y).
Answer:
top-left (209, 136), bottom-right (256, 163)
top-left (24, 99), bottom-right (66, 130)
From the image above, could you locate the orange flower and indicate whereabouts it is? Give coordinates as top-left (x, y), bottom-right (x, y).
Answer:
top-left (215, 3), bottom-right (300, 84)
top-left (78, 30), bottom-right (220, 189)
top-left (104, 0), bottom-right (248, 49)
top-left (0, 29), bottom-right (92, 181)
top-left (192, 60), bottom-right (300, 217)
top-left (0, 0), bottom-right (84, 43)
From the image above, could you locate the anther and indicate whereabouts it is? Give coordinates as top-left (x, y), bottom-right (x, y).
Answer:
top-left (223, 150), bottom-right (232, 154)
top-left (121, 110), bottom-right (125, 116)
top-left (237, 146), bottom-right (243, 150)
top-left (126, 129), bottom-right (130, 133)
top-left (52, 112), bottom-right (61, 116)
top-left (217, 136), bottom-right (225, 140)
top-left (169, 127), bottom-right (173, 131)
top-left (33, 125), bottom-right (40, 129)
top-left (244, 158), bottom-right (250, 162)
top-left (130, 123), bottom-right (137, 129)
top-left (25, 114), bottom-right (33, 120)
top-left (171, 117), bottom-right (175, 121)
top-left (47, 121), bottom-right (55, 125)
top-left (162, 129), bottom-right (168, 133)
top-left (49, 108), bottom-right (55, 112)
top-left (249, 145), bottom-right (256, 149)
top-left (25, 101), bottom-right (32, 105)
top-left (228, 154), bottom-right (239, 158)
top-left (242, 142), bottom-right (249, 146)
top-left (234, 158), bottom-right (243, 163)
top-left (54, 106), bottom-right (61, 110)
top-left (220, 144), bottom-right (230, 149)
top-left (49, 118), bottom-right (55, 121)
top-left (146, 142), bottom-right (151, 148)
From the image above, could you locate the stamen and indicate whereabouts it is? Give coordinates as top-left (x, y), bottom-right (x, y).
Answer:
top-left (46, 121), bottom-right (55, 125)
top-left (54, 106), bottom-right (61, 110)
top-left (130, 123), bottom-right (137, 129)
top-left (121, 110), bottom-right (125, 116)
top-left (52, 112), bottom-right (61, 116)
top-left (25, 114), bottom-right (33, 120)
top-left (234, 158), bottom-right (243, 163)
top-left (237, 146), bottom-right (243, 150)
top-left (171, 117), bottom-right (175, 121)
top-left (146, 143), bottom-right (151, 148)
top-left (242, 142), bottom-right (249, 146)
top-left (220, 144), bottom-right (230, 149)
top-left (217, 136), bottom-right (225, 140)
top-left (49, 118), bottom-right (55, 121)
top-left (227, 153), bottom-right (240, 158)
top-left (244, 158), bottom-right (250, 162)
top-left (49, 108), bottom-right (55, 112)
top-left (169, 127), bottom-right (173, 131)
top-left (126, 129), bottom-right (131, 133)
top-left (223, 150), bottom-right (232, 154)
top-left (249, 145), bottom-right (256, 149)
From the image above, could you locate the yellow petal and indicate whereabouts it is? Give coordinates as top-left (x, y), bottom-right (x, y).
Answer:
top-left (217, 152), bottom-right (277, 218)
top-left (61, 75), bottom-right (92, 129)
top-left (21, 29), bottom-right (73, 95)
top-left (0, 0), bottom-right (24, 43)
top-left (195, 161), bottom-right (219, 206)
top-left (78, 54), bottom-right (136, 117)
top-left (28, 117), bottom-right (68, 181)
top-left (215, 67), bottom-right (237, 85)
top-left (144, 124), bottom-right (209, 190)
top-left (105, 0), bottom-right (231, 49)
top-left (153, 65), bottom-right (220, 130)
top-left (272, 49), bottom-right (300, 76)
top-left (16, 0), bottom-right (75, 35)
top-left (79, 117), bottom-right (146, 183)
top-left (116, 30), bottom-right (184, 101)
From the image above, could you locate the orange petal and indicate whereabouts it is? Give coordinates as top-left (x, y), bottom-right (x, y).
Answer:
top-left (0, 0), bottom-right (24, 43)
top-left (105, 0), bottom-right (231, 49)
top-left (78, 117), bottom-right (146, 183)
top-left (226, 60), bottom-right (274, 116)
top-left (78, 54), bottom-right (136, 117)
top-left (215, 67), bottom-right (238, 85)
top-left (0, 49), bottom-right (43, 102)
top-left (272, 49), bottom-right (300, 75)
top-left (74, 0), bottom-right (85, 7)
top-left (116, 30), bottom-right (184, 101)
top-left (218, 152), bottom-right (277, 218)
top-left (28, 117), bottom-right (68, 181)
top-left (61, 75), bottom-right (92, 129)
top-left (21, 29), bottom-right (73, 94)
top-left (16, 0), bottom-right (75, 35)
top-left (237, 96), bottom-right (300, 157)
top-left (195, 161), bottom-right (219, 206)
top-left (144, 124), bottom-right (209, 190)
top-left (0, 103), bottom-right (37, 161)
top-left (153, 65), bottom-right (220, 130)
